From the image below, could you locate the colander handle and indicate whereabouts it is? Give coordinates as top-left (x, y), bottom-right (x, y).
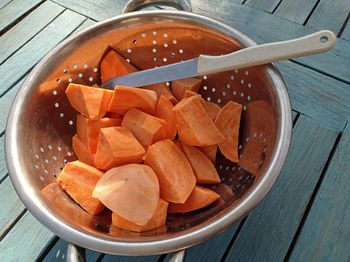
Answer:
top-left (67, 243), bottom-right (85, 262)
top-left (197, 30), bottom-right (336, 75)
top-left (121, 0), bottom-right (192, 13)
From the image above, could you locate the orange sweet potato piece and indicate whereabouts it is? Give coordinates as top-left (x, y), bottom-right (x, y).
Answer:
top-left (182, 144), bottom-right (220, 184)
top-left (105, 112), bottom-right (123, 119)
top-left (184, 90), bottom-right (197, 98)
top-left (57, 160), bottom-right (104, 215)
top-left (215, 101), bottom-right (242, 163)
top-left (205, 102), bottom-right (221, 121)
top-left (168, 186), bottom-right (220, 213)
top-left (173, 95), bottom-right (225, 146)
top-left (198, 145), bottom-right (218, 164)
top-left (65, 83), bottom-right (113, 120)
top-left (144, 139), bottom-right (196, 203)
top-left (100, 49), bottom-right (138, 83)
top-left (112, 198), bottom-right (168, 232)
top-left (143, 83), bottom-right (178, 105)
top-left (171, 78), bottom-right (202, 100)
top-left (155, 95), bottom-right (177, 140)
top-left (72, 135), bottom-right (95, 166)
top-left (94, 127), bottom-right (145, 170)
top-left (93, 164), bottom-right (159, 226)
top-left (77, 115), bottom-right (121, 153)
top-left (108, 86), bottom-right (157, 115)
top-left (121, 108), bottom-right (165, 147)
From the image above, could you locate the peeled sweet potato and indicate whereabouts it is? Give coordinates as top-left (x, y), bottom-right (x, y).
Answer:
top-left (65, 83), bottom-right (113, 120)
top-left (143, 83), bottom-right (178, 105)
top-left (108, 86), bottom-right (157, 115)
top-left (93, 164), bottom-right (159, 226)
top-left (72, 135), bottom-right (95, 166)
top-left (57, 160), bottom-right (104, 215)
top-left (121, 108), bottom-right (165, 147)
top-left (168, 186), bottom-right (220, 213)
top-left (205, 102), bottom-right (221, 121)
top-left (172, 78), bottom-right (202, 100)
top-left (215, 101), bottom-right (242, 163)
top-left (155, 95), bottom-right (177, 140)
top-left (112, 198), bottom-right (168, 232)
top-left (173, 95), bottom-right (225, 146)
top-left (94, 127), bottom-right (145, 170)
top-left (144, 139), bottom-right (196, 203)
top-left (198, 145), bottom-right (218, 164)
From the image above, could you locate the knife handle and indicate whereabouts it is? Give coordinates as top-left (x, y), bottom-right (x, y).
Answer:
top-left (197, 30), bottom-right (336, 75)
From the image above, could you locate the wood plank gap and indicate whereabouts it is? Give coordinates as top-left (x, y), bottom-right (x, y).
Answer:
top-left (35, 236), bottom-right (60, 261)
top-left (283, 131), bottom-right (342, 261)
top-left (271, 0), bottom-right (283, 14)
top-left (49, 0), bottom-right (98, 22)
top-left (220, 217), bottom-right (248, 262)
top-left (0, 0), bottom-right (46, 36)
top-left (302, 0), bottom-right (320, 26)
top-left (293, 112), bottom-right (300, 127)
top-left (0, 173), bottom-right (8, 184)
top-left (0, 208), bottom-right (26, 241)
top-left (338, 10), bottom-right (350, 37)
top-left (0, 7), bottom-right (66, 66)
top-left (290, 59), bottom-right (350, 86)
top-left (0, 0), bottom-right (13, 9)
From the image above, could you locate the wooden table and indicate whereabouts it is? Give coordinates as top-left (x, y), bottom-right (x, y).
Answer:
top-left (0, 0), bottom-right (349, 261)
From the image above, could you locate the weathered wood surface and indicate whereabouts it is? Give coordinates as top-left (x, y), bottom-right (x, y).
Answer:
top-left (274, 0), bottom-right (318, 24)
top-left (244, 0), bottom-right (280, 13)
top-left (0, 0), bottom-right (13, 9)
top-left (290, 123), bottom-right (350, 261)
top-left (225, 116), bottom-right (338, 261)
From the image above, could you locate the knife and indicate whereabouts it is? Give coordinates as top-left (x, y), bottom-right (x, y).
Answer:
top-left (100, 30), bottom-right (335, 89)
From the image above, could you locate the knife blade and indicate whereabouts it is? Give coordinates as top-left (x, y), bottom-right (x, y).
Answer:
top-left (100, 58), bottom-right (199, 89)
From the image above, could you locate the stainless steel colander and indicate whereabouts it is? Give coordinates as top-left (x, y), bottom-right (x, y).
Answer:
top-left (5, 0), bottom-right (292, 257)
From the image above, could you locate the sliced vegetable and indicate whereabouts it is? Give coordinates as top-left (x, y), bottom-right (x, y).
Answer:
top-left (198, 145), bottom-right (217, 164)
top-left (184, 90), bottom-right (197, 98)
top-left (171, 78), bottom-right (202, 100)
top-left (121, 108), bottom-right (165, 147)
top-left (144, 139), bottom-right (196, 203)
top-left (182, 144), bottom-right (220, 184)
top-left (93, 164), bottom-right (159, 226)
top-left (57, 161), bottom-right (104, 215)
top-left (173, 95), bottom-right (225, 146)
top-left (65, 83), bottom-right (113, 120)
top-left (100, 49), bottom-right (137, 83)
top-left (108, 86), bottom-right (157, 115)
top-left (77, 115), bottom-right (121, 153)
top-left (94, 127), bottom-right (145, 170)
top-left (112, 198), bottom-right (168, 232)
top-left (155, 95), bottom-right (177, 140)
top-left (205, 102), bottom-right (221, 121)
top-left (215, 101), bottom-right (242, 163)
top-left (143, 83), bottom-right (178, 105)
top-left (72, 135), bottom-right (95, 166)
top-left (168, 186), bottom-right (220, 213)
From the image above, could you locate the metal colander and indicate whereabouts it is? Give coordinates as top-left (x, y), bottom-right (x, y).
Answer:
top-left (6, 0), bottom-right (292, 256)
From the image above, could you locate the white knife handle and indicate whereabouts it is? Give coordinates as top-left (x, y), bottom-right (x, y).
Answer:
top-left (197, 30), bottom-right (336, 75)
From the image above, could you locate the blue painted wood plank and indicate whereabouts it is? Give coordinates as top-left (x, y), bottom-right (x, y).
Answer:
top-left (341, 21), bottom-right (350, 41)
top-left (0, 0), bottom-right (13, 9)
top-left (306, 0), bottom-right (350, 34)
top-left (0, 9), bottom-right (85, 97)
top-left (224, 115), bottom-right (338, 262)
top-left (0, 135), bottom-right (6, 181)
top-left (274, 0), bottom-right (318, 24)
top-left (0, 212), bottom-right (55, 260)
top-left (244, 0), bottom-right (280, 13)
top-left (43, 239), bottom-right (102, 262)
top-left (278, 61), bottom-right (350, 132)
top-left (0, 1), bottom-right (64, 64)
top-left (0, 178), bottom-right (25, 238)
top-left (0, 0), bottom-right (44, 32)
top-left (289, 124), bottom-right (350, 261)
top-left (191, 0), bottom-right (350, 88)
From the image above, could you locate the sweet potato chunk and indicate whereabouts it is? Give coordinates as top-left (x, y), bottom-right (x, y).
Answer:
top-left (112, 199), bottom-right (168, 232)
top-left (171, 78), bottom-right (202, 100)
top-left (215, 101), bottom-right (242, 163)
top-left (168, 186), bottom-right (220, 213)
top-left (173, 96), bottom-right (225, 146)
top-left (65, 83), bottom-right (113, 120)
top-left (72, 135), bottom-right (95, 166)
top-left (198, 145), bottom-right (218, 164)
top-left (144, 139), bottom-right (196, 203)
top-left (57, 161), bottom-right (104, 215)
top-left (94, 127), bottom-right (145, 170)
top-left (108, 86), bottom-right (157, 115)
top-left (143, 83), bottom-right (178, 105)
top-left (93, 164), bottom-right (159, 226)
top-left (205, 102), bottom-right (221, 121)
top-left (155, 95), bottom-right (177, 140)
